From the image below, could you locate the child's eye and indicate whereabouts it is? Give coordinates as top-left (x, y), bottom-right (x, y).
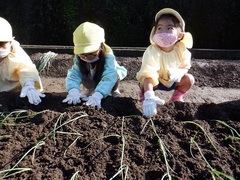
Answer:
top-left (168, 27), bottom-right (174, 30)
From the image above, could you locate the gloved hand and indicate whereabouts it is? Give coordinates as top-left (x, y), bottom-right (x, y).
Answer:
top-left (143, 91), bottom-right (165, 117)
top-left (20, 81), bottom-right (46, 105)
top-left (62, 88), bottom-right (87, 105)
top-left (168, 68), bottom-right (185, 83)
top-left (86, 92), bottom-right (103, 109)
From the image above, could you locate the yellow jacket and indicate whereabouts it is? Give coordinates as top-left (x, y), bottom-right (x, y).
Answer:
top-left (136, 33), bottom-right (193, 88)
top-left (0, 40), bottom-right (43, 92)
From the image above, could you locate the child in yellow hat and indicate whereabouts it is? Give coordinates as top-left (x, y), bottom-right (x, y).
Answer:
top-left (0, 17), bottom-right (45, 105)
top-left (136, 8), bottom-right (195, 117)
top-left (62, 22), bottom-right (127, 108)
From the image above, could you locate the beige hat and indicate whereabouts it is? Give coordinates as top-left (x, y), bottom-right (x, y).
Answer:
top-left (0, 17), bottom-right (13, 41)
top-left (73, 22), bottom-right (105, 55)
top-left (155, 8), bottom-right (185, 31)
top-left (149, 8), bottom-right (193, 48)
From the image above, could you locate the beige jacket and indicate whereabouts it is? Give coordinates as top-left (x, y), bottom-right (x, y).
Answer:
top-left (0, 40), bottom-right (43, 92)
top-left (136, 32), bottom-right (193, 88)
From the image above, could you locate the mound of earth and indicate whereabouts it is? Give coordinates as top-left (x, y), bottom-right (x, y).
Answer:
top-left (0, 53), bottom-right (239, 180)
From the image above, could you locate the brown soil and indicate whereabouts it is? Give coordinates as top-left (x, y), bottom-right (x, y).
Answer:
top-left (0, 53), bottom-right (239, 180)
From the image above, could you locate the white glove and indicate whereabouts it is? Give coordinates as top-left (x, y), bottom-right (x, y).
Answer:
top-left (62, 88), bottom-right (87, 105)
top-left (168, 68), bottom-right (185, 83)
top-left (143, 91), bottom-right (165, 117)
top-left (20, 81), bottom-right (46, 105)
top-left (86, 92), bottom-right (103, 109)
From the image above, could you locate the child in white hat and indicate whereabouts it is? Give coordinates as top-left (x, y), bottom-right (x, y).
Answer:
top-left (0, 17), bottom-right (45, 105)
top-left (136, 8), bottom-right (195, 117)
top-left (62, 22), bottom-right (127, 108)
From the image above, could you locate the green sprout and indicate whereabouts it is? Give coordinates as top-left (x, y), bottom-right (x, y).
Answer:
top-left (213, 120), bottom-right (240, 141)
top-left (40, 111), bottom-right (88, 142)
top-left (1, 141), bottom-right (45, 178)
top-left (70, 171), bottom-right (80, 180)
top-left (151, 119), bottom-right (173, 180)
top-left (141, 118), bottom-right (173, 180)
top-left (190, 137), bottom-right (234, 180)
top-left (35, 51), bottom-right (57, 72)
top-left (0, 110), bottom-right (48, 125)
top-left (0, 168), bottom-right (32, 179)
top-left (184, 121), bottom-right (220, 154)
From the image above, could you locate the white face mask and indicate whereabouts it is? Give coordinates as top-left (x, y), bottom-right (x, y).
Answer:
top-left (0, 47), bottom-right (11, 58)
top-left (80, 56), bottom-right (100, 63)
top-left (153, 32), bottom-right (178, 47)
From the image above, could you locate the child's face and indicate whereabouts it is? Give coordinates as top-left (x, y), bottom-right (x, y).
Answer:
top-left (0, 41), bottom-right (11, 59)
top-left (153, 18), bottom-right (183, 52)
top-left (78, 49), bottom-right (100, 61)
top-left (155, 18), bottom-right (180, 35)
top-left (0, 42), bottom-right (11, 50)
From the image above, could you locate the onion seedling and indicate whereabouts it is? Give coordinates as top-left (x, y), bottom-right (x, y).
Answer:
top-left (184, 121), bottom-right (220, 154)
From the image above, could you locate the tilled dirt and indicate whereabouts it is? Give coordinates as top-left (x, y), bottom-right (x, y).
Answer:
top-left (0, 53), bottom-right (239, 180)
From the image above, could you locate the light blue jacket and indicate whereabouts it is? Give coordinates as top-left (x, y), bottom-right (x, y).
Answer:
top-left (65, 45), bottom-right (127, 98)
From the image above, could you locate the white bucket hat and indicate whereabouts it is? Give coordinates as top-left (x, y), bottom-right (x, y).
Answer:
top-left (0, 17), bottom-right (13, 42)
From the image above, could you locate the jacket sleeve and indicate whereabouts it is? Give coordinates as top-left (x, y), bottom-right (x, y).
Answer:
top-left (65, 56), bottom-right (82, 91)
top-left (136, 46), bottom-right (160, 86)
top-left (9, 40), bottom-right (43, 91)
top-left (95, 53), bottom-right (118, 98)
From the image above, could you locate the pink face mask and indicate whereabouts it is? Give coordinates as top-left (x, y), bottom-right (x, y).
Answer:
top-left (153, 33), bottom-right (178, 47)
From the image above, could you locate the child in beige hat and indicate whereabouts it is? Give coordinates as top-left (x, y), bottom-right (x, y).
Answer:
top-left (136, 8), bottom-right (195, 117)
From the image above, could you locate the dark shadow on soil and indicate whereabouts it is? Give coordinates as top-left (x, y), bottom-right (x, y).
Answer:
top-left (196, 100), bottom-right (240, 121)
top-left (1, 92), bottom-right (239, 122)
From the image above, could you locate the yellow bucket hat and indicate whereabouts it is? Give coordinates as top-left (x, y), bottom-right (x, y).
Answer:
top-left (73, 22), bottom-right (105, 55)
